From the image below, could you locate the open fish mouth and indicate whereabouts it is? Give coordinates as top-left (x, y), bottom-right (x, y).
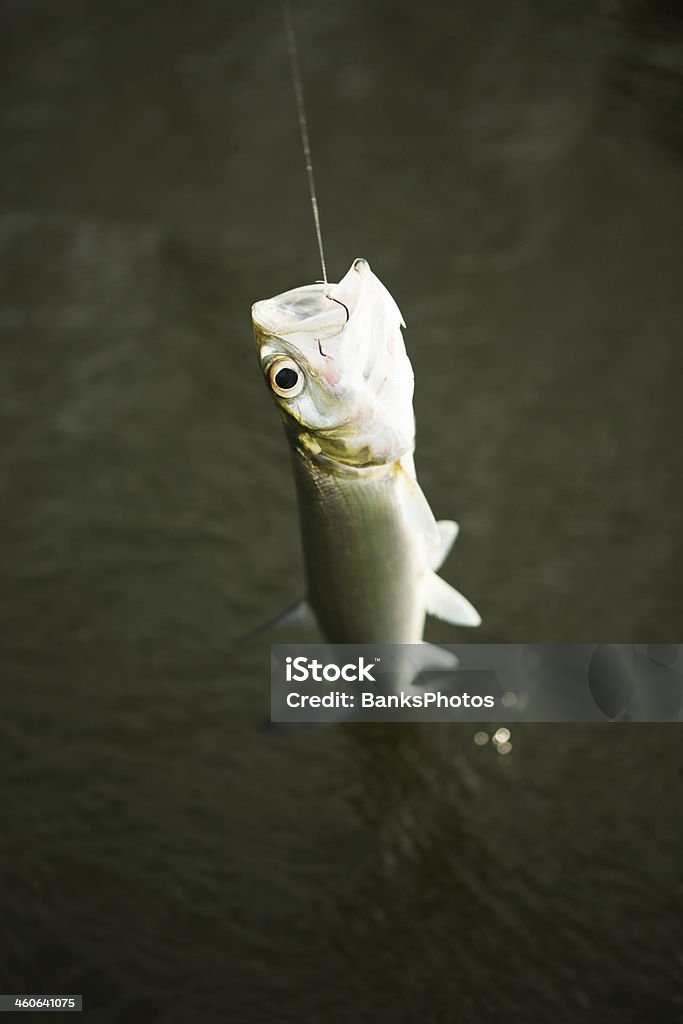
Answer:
top-left (252, 282), bottom-right (349, 342)
top-left (251, 258), bottom-right (374, 343)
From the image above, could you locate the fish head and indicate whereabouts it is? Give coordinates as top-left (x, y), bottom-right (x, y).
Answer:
top-left (252, 258), bottom-right (415, 468)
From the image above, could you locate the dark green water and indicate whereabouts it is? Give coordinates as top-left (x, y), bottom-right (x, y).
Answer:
top-left (1, 1), bottom-right (681, 1021)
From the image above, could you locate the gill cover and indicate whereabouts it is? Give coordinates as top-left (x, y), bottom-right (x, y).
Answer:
top-left (252, 259), bottom-right (415, 467)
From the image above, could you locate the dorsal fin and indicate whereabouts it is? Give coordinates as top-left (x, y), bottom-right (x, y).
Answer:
top-left (423, 570), bottom-right (481, 627)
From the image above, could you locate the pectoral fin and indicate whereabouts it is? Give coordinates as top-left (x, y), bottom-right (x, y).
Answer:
top-left (396, 461), bottom-right (441, 548)
top-left (424, 571), bottom-right (481, 627)
top-left (430, 520), bottom-right (460, 571)
top-left (397, 460), bottom-right (461, 571)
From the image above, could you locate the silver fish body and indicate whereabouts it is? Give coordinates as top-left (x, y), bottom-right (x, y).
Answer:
top-left (252, 258), bottom-right (480, 644)
top-left (291, 455), bottom-right (425, 643)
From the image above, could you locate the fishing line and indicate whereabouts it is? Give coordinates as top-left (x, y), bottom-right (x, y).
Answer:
top-left (283, 0), bottom-right (328, 285)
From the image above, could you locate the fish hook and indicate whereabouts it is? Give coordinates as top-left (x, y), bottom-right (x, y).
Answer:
top-left (326, 294), bottom-right (350, 323)
top-left (316, 294), bottom-right (349, 358)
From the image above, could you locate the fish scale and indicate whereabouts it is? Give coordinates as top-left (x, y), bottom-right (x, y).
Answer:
top-left (291, 457), bottom-right (425, 643)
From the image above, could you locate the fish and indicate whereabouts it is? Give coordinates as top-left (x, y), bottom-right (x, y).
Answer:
top-left (251, 256), bottom-right (481, 657)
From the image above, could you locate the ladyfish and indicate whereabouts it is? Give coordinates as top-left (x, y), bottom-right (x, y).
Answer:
top-left (251, 257), bottom-right (481, 650)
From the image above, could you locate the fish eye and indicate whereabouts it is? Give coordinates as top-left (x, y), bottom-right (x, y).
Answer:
top-left (269, 358), bottom-right (305, 398)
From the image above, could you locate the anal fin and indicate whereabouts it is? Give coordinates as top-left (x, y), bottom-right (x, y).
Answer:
top-left (395, 641), bottom-right (459, 690)
top-left (240, 600), bottom-right (316, 641)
